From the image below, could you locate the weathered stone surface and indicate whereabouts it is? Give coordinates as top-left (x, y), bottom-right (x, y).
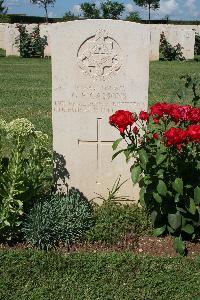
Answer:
top-left (51, 20), bottom-right (150, 202)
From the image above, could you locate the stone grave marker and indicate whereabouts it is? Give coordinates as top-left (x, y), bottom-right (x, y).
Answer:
top-left (5, 24), bottom-right (20, 56)
top-left (51, 20), bottom-right (150, 202)
top-left (162, 26), bottom-right (195, 60)
top-left (150, 25), bottom-right (161, 61)
top-left (0, 23), bottom-right (7, 51)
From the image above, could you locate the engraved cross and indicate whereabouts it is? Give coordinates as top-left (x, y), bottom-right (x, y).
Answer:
top-left (78, 118), bottom-right (114, 184)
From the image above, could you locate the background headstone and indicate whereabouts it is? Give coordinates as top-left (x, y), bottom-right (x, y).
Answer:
top-left (0, 23), bottom-right (7, 51)
top-left (150, 26), bottom-right (161, 61)
top-left (51, 20), bottom-right (150, 201)
top-left (40, 24), bottom-right (51, 57)
top-left (162, 26), bottom-right (195, 60)
top-left (5, 24), bottom-right (20, 56)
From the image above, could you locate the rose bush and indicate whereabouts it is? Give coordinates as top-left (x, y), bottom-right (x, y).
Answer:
top-left (109, 103), bottom-right (200, 255)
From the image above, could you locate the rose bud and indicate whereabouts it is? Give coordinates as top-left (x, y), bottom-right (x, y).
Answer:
top-left (133, 126), bottom-right (139, 134)
top-left (153, 133), bottom-right (158, 139)
top-left (139, 111), bottom-right (149, 121)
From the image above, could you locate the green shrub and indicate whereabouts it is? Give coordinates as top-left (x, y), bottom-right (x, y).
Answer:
top-left (0, 48), bottom-right (5, 57)
top-left (0, 118), bottom-right (51, 241)
top-left (23, 191), bottom-right (95, 250)
top-left (195, 32), bottom-right (200, 56)
top-left (86, 201), bottom-right (152, 244)
top-left (110, 103), bottom-right (200, 255)
top-left (160, 32), bottom-right (185, 61)
top-left (15, 24), bottom-right (48, 58)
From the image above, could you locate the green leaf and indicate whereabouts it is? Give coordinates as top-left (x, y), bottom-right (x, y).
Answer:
top-left (112, 138), bottom-right (123, 151)
top-left (151, 210), bottom-right (157, 226)
top-left (187, 198), bottom-right (196, 215)
top-left (138, 149), bottom-right (148, 166)
top-left (182, 224), bottom-right (194, 235)
top-left (131, 166), bottom-right (141, 184)
top-left (139, 187), bottom-right (146, 207)
top-left (112, 149), bottom-right (125, 160)
top-left (156, 153), bottom-right (166, 166)
top-left (175, 194), bottom-right (180, 203)
top-left (153, 192), bottom-right (162, 204)
top-left (167, 225), bottom-right (175, 234)
top-left (194, 186), bottom-right (200, 205)
top-left (168, 213), bottom-right (181, 230)
top-left (174, 236), bottom-right (186, 256)
top-left (4, 220), bottom-right (10, 226)
top-left (154, 225), bottom-right (166, 237)
top-left (157, 180), bottom-right (167, 196)
top-left (124, 149), bottom-right (132, 162)
top-left (16, 200), bottom-right (23, 208)
top-left (172, 178), bottom-right (183, 195)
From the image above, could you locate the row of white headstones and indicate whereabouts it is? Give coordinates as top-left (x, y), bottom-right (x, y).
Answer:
top-left (0, 21), bottom-right (200, 60)
top-left (2, 20), bottom-right (199, 202)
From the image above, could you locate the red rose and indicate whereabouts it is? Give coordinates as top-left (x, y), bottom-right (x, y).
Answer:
top-left (109, 110), bottom-right (135, 134)
top-left (169, 106), bottom-right (181, 122)
top-left (133, 126), bottom-right (139, 134)
top-left (153, 133), bottom-right (158, 139)
top-left (164, 127), bottom-right (187, 148)
top-left (139, 111), bottom-right (149, 121)
top-left (150, 103), bottom-right (165, 117)
top-left (150, 103), bottom-right (173, 117)
top-left (178, 105), bottom-right (192, 121)
top-left (187, 125), bottom-right (200, 141)
top-left (188, 108), bottom-right (200, 123)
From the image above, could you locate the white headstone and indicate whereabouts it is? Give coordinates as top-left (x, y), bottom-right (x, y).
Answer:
top-left (51, 20), bottom-right (150, 202)
top-left (40, 24), bottom-right (51, 57)
top-left (162, 26), bottom-right (195, 60)
top-left (5, 24), bottom-right (20, 56)
top-left (150, 26), bottom-right (161, 61)
top-left (0, 23), bottom-right (7, 50)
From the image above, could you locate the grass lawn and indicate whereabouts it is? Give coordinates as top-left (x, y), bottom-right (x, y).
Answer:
top-left (0, 250), bottom-right (200, 300)
top-left (0, 57), bottom-right (200, 141)
top-left (1, 58), bottom-right (200, 299)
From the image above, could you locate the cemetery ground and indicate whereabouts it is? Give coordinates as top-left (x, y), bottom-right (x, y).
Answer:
top-left (1, 56), bottom-right (200, 299)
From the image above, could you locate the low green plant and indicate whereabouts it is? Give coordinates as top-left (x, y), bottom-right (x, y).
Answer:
top-left (86, 201), bottom-right (151, 244)
top-left (93, 176), bottom-right (129, 203)
top-left (23, 191), bottom-right (95, 250)
top-left (177, 74), bottom-right (200, 107)
top-left (160, 32), bottom-right (185, 61)
top-left (15, 24), bottom-right (48, 58)
top-left (0, 118), bottom-right (51, 241)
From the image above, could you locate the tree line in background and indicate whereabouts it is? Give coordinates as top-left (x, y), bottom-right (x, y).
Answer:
top-left (0, 0), bottom-right (160, 23)
top-left (33, 0), bottom-right (160, 23)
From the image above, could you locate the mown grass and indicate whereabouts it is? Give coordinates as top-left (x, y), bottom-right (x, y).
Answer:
top-left (0, 250), bottom-right (200, 300)
top-left (0, 57), bottom-right (200, 141)
top-left (0, 57), bottom-right (52, 137)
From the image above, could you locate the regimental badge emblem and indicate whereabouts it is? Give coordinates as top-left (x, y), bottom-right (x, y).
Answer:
top-left (77, 29), bottom-right (122, 80)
